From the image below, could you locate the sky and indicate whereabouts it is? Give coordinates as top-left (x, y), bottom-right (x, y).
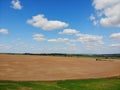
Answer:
top-left (0, 0), bottom-right (120, 54)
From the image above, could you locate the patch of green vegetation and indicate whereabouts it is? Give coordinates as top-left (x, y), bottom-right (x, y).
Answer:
top-left (1, 53), bottom-right (120, 59)
top-left (0, 77), bottom-right (120, 90)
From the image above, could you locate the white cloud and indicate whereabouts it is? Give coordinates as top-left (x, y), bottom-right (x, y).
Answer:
top-left (11, 0), bottom-right (22, 10)
top-left (33, 34), bottom-right (46, 41)
top-left (108, 43), bottom-right (120, 53)
top-left (110, 44), bottom-right (120, 48)
top-left (110, 44), bottom-right (120, 52)
top-left (110, 32), bottom-right (120, 40)
top-left (92, 0), bottom-right (120, 27)
top-left (89, 14), bottom-right (98, 26)
top-left (48, 37), bottom-right (78, 47)
top-left (89, 14), bottom-right (95, 21)
top-left (27, 14), bottom-right (68, 30)
top-left (0, 44), bottom-right (12, 50)
top-left (48, 32), bottom-right (104, 48)
top-left (93, 20), bottom-right (98, 26)
top-left (58, 28), bottom-right (104, 47)
top-left (38, 46), bottom-right (78, 53)
top-left (66, 41), bottom-right (77, 46)
top-left (59, 29), bottom-right (79, 35)
top-left (0, 28), bottom-right (9, 34)
top-left (76, 33), bottom-right (104, 46)
top-left (48, 38), bottom-right (69, 43)
top-left (93, 0), bottom-right (119, 10)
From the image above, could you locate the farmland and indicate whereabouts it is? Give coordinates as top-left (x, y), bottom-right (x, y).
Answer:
top-left (0, 54), bottom-right (120, 90)
top-left (0, 54), bottom-right (120, 81)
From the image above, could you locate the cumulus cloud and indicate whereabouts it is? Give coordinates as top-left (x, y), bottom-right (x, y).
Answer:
top-left (0, 28), bottom-right (9, 34)
top-left (59, 29), bottom-right (79, 35)
top-left (58, 28), bottom-right (104, 47)
top-left (48, 31), bottom-right (104, 48)
top-left (48, 38), bottom-right (77, 47)
top-left (92, 0), bottom-right (120, 27)
top-left (27, 14), bottom-right (68, 30)
top-left (33, 34), bottom-right (46, 41)
top-left (89, 14), bottom-right (98, 26)
top-left (110, 32), bottom-right (120, 40)
top-left (48, 38), bottom-right (69, 43)
top-left (76, 33), bottom-right (104, 46)
top-left (93, 0), bottom-right (119, 10)
top-left (11, 0), bottom-right (22, 10)
top-left (89, 14), bottom-right (96, 21)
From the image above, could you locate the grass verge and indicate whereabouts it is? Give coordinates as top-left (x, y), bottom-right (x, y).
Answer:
top-left (0, 77), bottom-right (120, 90)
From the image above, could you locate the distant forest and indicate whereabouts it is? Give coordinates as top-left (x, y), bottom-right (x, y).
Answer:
top-left (0, 53), bottom-right (120, 58)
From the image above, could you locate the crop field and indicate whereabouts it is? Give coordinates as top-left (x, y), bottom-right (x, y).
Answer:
top-left (0, 54), bottom-right (120, 81)
top-left (0, 54), bottom-right (120, 90)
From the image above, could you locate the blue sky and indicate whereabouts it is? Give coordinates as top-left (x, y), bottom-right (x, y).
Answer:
top-left (0, 0), bottom-right (120, 54)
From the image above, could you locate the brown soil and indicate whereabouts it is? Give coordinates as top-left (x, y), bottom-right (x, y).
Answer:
top-left (0, 55), bottom-right (120, 81)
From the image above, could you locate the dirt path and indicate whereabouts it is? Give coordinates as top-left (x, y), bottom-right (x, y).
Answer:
top-left (0, 55), bottom-right (120, 81)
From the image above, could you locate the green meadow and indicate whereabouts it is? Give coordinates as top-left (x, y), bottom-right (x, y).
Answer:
top-left (0, 77), bottom-right (120, 90)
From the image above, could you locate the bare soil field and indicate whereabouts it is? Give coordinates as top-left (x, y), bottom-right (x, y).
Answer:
top-left (0, 55), bottom-right (120, 81)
